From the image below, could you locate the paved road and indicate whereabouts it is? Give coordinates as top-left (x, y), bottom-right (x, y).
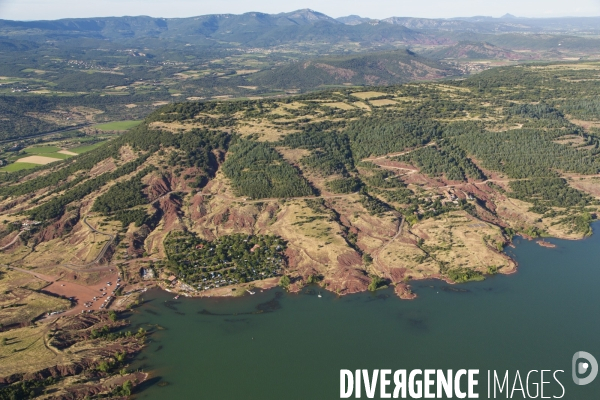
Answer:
top-left (0, 123), bottom-right (92, 145)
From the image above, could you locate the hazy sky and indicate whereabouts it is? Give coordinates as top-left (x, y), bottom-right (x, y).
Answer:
top-left (1, 0), bottom-right (599, 21)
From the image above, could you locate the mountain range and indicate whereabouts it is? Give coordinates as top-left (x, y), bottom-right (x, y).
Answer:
top-left (1, 9), bottom-right (599, 44)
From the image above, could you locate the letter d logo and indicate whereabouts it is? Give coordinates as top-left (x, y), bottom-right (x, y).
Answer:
top-left (572, 351), bottom-right (598, 385)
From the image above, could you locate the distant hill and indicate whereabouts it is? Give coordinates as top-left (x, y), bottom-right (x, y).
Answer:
top-left (423, 41), bottom-right (531, 60)
top-left (248, 50), bottom-right (459, 89)
top-left (337, 15), bottom-right (375, 25)
top-left (1, 10), bottom-right (599, 47)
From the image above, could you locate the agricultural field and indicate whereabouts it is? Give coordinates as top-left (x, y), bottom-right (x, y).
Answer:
top-left (0, 136), bottom-right (113, 172)
top-left (70, 141), bottom-right (109, 154)
top-left (94, 120), bottom-right (143, 131)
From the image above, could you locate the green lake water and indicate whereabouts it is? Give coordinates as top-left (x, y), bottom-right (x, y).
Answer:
top-left (129, 226), bottom-right (600, 399)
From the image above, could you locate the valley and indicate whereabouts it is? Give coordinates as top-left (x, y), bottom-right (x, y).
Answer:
top-left (1, 9), bottom-right (600, 398)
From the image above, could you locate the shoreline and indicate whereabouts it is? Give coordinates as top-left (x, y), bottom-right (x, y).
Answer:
top-left (118, 225), bottom-right (600, 305)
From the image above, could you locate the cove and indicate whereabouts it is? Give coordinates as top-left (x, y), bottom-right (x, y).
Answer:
top-left (128, 225), bottom-right (600, 399)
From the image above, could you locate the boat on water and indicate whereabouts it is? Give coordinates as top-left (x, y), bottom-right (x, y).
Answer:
top-left (174, 295), bottom-right (180, 300)
top-left (247, 290), bottom-right (255, 295)
top-left (318, 292), bottom-right (322, 298)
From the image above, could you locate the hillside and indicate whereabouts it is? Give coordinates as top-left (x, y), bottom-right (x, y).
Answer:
top-left (1, 61), bottom-right (600, 312)
top-left (249, 50), bottom-right (459, 89)
top-left (423, 41), bottom-right (531, 60)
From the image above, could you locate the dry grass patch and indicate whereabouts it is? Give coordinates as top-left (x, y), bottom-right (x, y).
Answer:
top-left (351, 91), bottom-right (388, 99)
top-left (370, 99), bottom-right (399, 107)
top-left (532, 63), bottom-right (600, 71)
top-left (0, 268), bottom-right (70, 326)
top-left (566, 177), bottom-right (600, 198)
top-left (149, 121), bottom-right (203, 133)
top-left (553, 134), bottom-right (586, 146)
top-left (276, 147), bottom-right (311, 166)
top-left (567, 119), bottom-right (600, 131)
top-left (280, 102), bottom-right (308, 110)
top-left (352, 101), bottom-right (371, 110)
top-left (0, 290), bottom-right (70, 326)
top-left (237, 120), bottom-right (293, 142)
top-left (0, 324), bottom-right (59, 377)
top-left (58, 150), bottom-right (78, 156)
top-left (236, 70), bottom-right (260, 75)
top-left (375, 236), bottom-right (438, 280)
top-left (269, 201), bottom-right (350, 269)
top-left (16, 156), bottom-right (61, 165)
top-left (411, 211), bottom-right (515, 274)
top-left (324, 102), bottom-right (355, 110)
top-left (495, 198), bottom-right (585, 240)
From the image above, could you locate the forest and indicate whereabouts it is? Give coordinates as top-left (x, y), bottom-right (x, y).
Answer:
top-left (92, 166), bottom-right (156, 214)
top-left (345, 113), bottom-right (442, 159)
top-left (453, 129), bottom-right (600, 178)
top-left (394, 145), bottom-right (484, 182)
top-left (222, 139), bottom-right (314, 199)
top-left (279, 130), bottom-right (355, 177)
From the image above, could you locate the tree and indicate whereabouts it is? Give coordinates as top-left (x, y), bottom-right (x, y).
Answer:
top-left (279, 275), bottom-right (291, 289)
top-left (108, 310), bottom-right (117, 322)
top-left (97, 361), bottom-right (110, 373)
top-left (122, 380), bottom-right (133, 396)
top-left (368, 275), bottom-right (384, 292)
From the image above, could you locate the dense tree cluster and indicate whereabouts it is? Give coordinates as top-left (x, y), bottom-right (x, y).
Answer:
top-left (92, 166), bottom-right (155, 214)
top-left (222, 139), bottom-right (314, 199)
top-left (453, 129), bottom-right (600, 178)
top-left (557, 98), bottom-right (600, 121)
top-left (362, 169), bottom-right (407, 188)
top-left (345, 112), bottom-right (441, 159)
top-left (509, 178), bottom-right (593, 209)
top-left (359, 190), bottom-right (392, 215)
top-left (279, 130), bottom-right (354, 176)
top-left (0, 377), bottom-right (60, 400)
top-left (165, 231), bottom-right (286, 288)
top-left (110, 209), bottom-right (148, 228)
top-left (27, 155), bottom-right (150, 221)
top-left (394, 145), bottom-right (484, 181)
top-left (326, 177), bottom-right (363, 194)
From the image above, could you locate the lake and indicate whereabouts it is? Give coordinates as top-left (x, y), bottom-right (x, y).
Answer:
top-left (128, 226), bottom-right (600, 399)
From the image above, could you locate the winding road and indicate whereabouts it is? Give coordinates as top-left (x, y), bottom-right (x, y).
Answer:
top-left (0, 231), bottom-right (22, 251)
top-left (373, 216), bottom-right (405, 272)
top-left (61, 217), bottom-right (115, 270)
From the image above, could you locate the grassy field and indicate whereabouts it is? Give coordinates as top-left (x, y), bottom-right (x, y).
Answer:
top-left (351, 91), bottom-right (388, 99)
top-left (0, 140), bottom-right (111, 172)
top-left (24, 146), bottom-right (71, 160)
top-left (24, 145), bottom-right (60, 154)
top-left (94, 120), bottom-right (142, 131)
top-left (0, 162), bottom-right (39, 172)
top-left (0, 324), bottom-right (58, 377)
top-left (0, 267), bottom-right (71, 327)
top-left (71, 141), bottom-right (107, 154)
